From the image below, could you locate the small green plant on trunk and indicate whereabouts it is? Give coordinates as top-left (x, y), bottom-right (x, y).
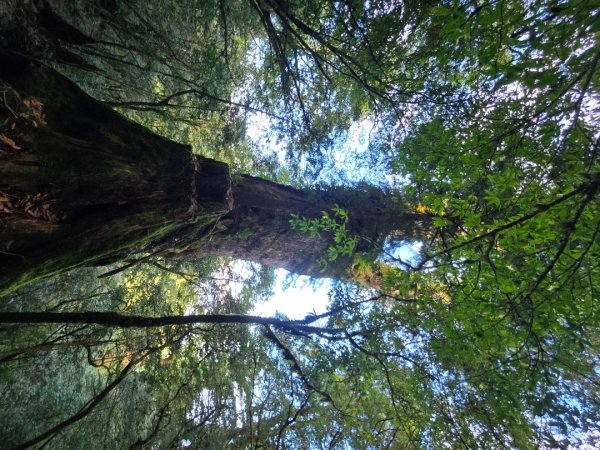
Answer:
top-left (290, 206), bottom-right (357, 271)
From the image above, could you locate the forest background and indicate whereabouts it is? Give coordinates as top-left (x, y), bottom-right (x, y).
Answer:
top-left (0, 0), bottom-right (599, 448)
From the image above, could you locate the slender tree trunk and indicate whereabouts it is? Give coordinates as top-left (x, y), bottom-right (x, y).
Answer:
top-left (0, 53), bottom-right (429, 294)
top-left (0, 311), bottom-right (331, 333)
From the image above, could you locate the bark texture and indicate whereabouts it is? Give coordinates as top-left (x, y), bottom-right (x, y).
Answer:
top-left (188, 175), bottom-right (428, 280)
top-left (0, 53), bottom-right (429, 294)
top-left (0, 53), bottom-right (231, 293)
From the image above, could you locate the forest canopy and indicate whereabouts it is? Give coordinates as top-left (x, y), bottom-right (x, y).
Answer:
top-left (0, 0), bottom-right (599, 448)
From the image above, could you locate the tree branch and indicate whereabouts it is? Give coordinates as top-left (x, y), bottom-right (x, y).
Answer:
top-left (10, 353), bottom-right (140, 450)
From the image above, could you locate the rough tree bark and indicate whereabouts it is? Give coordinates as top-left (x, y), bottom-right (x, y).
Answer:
top-left (191, 175), bottom-right (427, 279)
top-left (0, 53), bottom-right (429, 295)
top-left (0, 53), bottom-right (232, 293)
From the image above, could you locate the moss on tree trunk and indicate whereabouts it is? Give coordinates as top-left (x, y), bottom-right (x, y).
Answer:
top-left (184, 175), bottom-right (429, 281)
top-left (1, 53), bottom-right (430, 295)
top-left (0, 53), bottom-right (231, 294)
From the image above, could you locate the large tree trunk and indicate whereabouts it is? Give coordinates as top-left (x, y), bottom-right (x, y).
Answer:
top-left (0, 53), bottom-right (231, 293)
top-left (187, 175), bottom-right (428, 280)
top-left (0, 54), bottom-right (428, 294)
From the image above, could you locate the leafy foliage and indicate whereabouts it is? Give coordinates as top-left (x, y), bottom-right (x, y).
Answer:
top-left (290, 205), bottom-right (357, 269)
top-left (1, 0), bottom-right (600, 448)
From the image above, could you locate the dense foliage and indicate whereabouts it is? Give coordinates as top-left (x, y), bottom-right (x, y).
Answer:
top-left (1, 0), bottom-right (599, 448)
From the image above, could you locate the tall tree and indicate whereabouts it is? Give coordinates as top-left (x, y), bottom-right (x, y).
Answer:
top-left (0, 52), bottom-right (432, 293)
top-left (1, 0), bottom-right (600, 448)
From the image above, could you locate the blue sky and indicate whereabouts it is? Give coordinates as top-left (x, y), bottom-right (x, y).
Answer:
top-left (251, 269), bottom-right (331, 319)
